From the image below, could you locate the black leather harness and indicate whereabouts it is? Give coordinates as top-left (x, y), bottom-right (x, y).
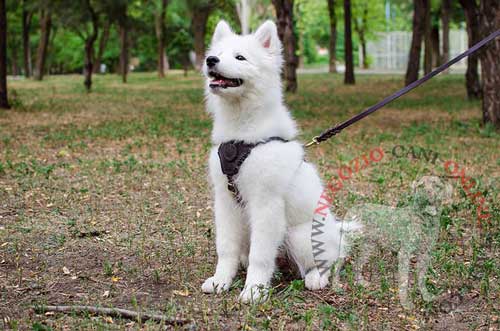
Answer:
top-left (218, 137), bottom-right (288, 203)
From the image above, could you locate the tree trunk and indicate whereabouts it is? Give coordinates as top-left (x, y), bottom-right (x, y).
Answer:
top-left (84, 40), bottom-right (94, 91)
top-left (459, 0), bottom-right (481, 99)
top-left (0, 0), bottom-right (9, 109)
top-left (353, 6), bottom-right (368, 69)
top-left (441, 0), bottom-right (450, 64)
top-left (237, 0), bottom-right (252, 35)
top-left (327, 0), bottom-right (337, 73)
top-left (34, 9), bottom-right (51, 81)
top-left (155, 0), bottom-right (168, 78)
top-left (343, 0), bottom-right (355, 84)
top-left (478, 0), bottom-right (500, 128)
top-left (431, 25), bottom-right (440, 67)
top-left (83, 2), bottom-right (99, 92)
top-left (192, 10), bottom-right (210, 70)
top-left (22, 2), bottom-right (33, 78)
top-left (93, 21), bottom-right (110, 74)
top-left (11, 44), bottom-right (19, 76)
top-left (423, 0), bottom-right (432, 74)
top-left (119, 21), bottom-right (128, 83)
top-left (272, 0), bottom-right (298, 92)
top-left (405, 0), bottom-right (426, 85)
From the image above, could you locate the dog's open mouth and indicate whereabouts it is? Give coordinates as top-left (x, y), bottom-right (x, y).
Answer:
top-left (209, 71), bottom-right (243, 89)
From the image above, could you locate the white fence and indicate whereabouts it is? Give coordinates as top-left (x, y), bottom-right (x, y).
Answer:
top-left (365, 30), bottom-right (468, 71)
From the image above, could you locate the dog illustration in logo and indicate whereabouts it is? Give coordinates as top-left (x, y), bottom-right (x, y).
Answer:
top-left (336, 176), bottom-right (453, 309)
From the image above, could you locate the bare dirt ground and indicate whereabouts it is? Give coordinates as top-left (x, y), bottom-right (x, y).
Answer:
top-left (0, 73), bottom-right (498, 330)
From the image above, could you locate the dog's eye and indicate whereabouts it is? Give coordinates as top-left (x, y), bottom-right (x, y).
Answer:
top-left (235, 55), bottom-right (246, 61)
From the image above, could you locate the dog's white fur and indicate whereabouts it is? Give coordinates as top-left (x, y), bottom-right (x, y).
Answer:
top-left (202, 20), bottom-right (348, 303)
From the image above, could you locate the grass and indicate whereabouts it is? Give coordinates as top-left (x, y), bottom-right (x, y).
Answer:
top-left (0, 72), bottom-right (499, 330)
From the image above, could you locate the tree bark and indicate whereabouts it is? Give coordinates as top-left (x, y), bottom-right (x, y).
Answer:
top-left (423, 0), bottom-right (432, 74)
top-left (405, 0), bottom-right (426, 85)
top-left (478, 0), bottom-right (500, 128)
top-left (272, 0), bottom-right (298, 92)
top-left (459, 0), bottom-right (481, 99)
top-left (22, 1), bottom-right (33, 78)
top-left (0, 0), bottom-right (9, 109)
top-left (441, 0), bottom-right (450, 64)
top-left (83, 1), bottom-right (99, 91)
top-left (192, 10), bottom-right (210, 70)
top-left (155, 0), bottom-right (168, 78)
top-left (34, 9), bottom-right (51, 81)
top-left (343, 0), bottom-right (355, 84)
top-left (93, 21), bottom-right (110, 74)
top-left (119, 13), bottom-right (128, 83)
top-left (327, 0), bottom-right (337, 73)
top-left (431, 25), bottom-right (440, 67)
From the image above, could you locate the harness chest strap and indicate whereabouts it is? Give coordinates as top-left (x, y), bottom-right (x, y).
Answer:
top-left (217, 137), bottom-right (288, 203)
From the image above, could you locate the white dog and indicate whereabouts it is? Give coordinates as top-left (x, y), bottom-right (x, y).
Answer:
top-left (201, 20), bottom-right (353, 303)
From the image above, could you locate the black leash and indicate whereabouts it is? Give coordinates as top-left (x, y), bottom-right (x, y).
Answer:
top-left (305, 29), bottom-right (500, 148)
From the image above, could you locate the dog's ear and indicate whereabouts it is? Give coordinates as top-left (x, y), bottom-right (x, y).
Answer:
top-left (254, 20), bottom-right (281, 53)
top-left (212, 20), bottom-right (233, 44)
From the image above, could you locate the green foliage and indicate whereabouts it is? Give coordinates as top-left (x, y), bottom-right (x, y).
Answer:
top-left (3, 0), bottom-right (470, 74)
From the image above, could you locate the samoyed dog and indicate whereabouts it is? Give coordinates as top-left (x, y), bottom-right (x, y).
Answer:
top-left (201, 20), bottom-right (355, 303)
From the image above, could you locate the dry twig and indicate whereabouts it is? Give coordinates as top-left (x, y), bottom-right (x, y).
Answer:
top-left (33, 305), bottom-right (190, 326)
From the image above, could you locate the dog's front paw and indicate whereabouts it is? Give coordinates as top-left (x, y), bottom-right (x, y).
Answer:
top-left (239, 284), bottom-right (268, 304)
top-left (201, 276), bottom-right (232, 294)
top-left (305, 268), bottom-right (330, 290)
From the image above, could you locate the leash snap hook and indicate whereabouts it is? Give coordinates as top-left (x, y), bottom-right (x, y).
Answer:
top-left (305, 136), bottom-right (320, 148)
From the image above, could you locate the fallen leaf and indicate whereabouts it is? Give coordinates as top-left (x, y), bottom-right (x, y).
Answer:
top-left (62, 266), bottom-right (70, 275)
top-left (173, 289), bottom-right (190, 297)
top-left (111, 276), bottom-right (120, 282)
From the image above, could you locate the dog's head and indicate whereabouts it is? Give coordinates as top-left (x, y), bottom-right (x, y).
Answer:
top-left (203, 20), bottom-right (283, 98)
top-left (411, 176), bottom-right (453, 215)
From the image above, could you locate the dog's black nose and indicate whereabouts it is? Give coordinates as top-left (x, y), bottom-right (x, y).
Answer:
top-left (206, 56), bottom-right (220, 68)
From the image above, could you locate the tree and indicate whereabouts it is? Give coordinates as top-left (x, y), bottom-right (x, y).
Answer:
top-left (155, 0), bottom-right (168, 78)
top-left (272, 0), bottom-right (298, 92)
top-left (441, 0), bottom-right (450, 64)
top-left (93, 20), bottom-right (110, 74)
top-left (352, 0), bottom-right (385, 70)
top-left (56, 0), bottom-right (100, 91)
top-left (236, 0), bottom-right (253, 35)
top-left (353, 4), bottom-right (368, 69)
top-left (34, 5), bottom-right (52, 81)
top-left (22, 0), bottom-right (34, 77)
top-left (117, 2), bottom-right (129, 83)
top-left (187, 0), bottom-right (216, 70)
top-left (478, 0), bottom-right (500, 128)
top-left (459, 0), bottom-right (481, 99)
top-left (423, 0), bottom-right (432, 74)
top-left (405, 0), bottom-right (426, 85)
top-left (0, 0), bottom-right (9, 109)
top-left (343, 0), bottom-right (354, 84)
top-left (5, 0), bottom-right (22, 76)
top-left (430, 24), bottom-right (440, 67)
top-left (327, 0), bottom-right (337, 73)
